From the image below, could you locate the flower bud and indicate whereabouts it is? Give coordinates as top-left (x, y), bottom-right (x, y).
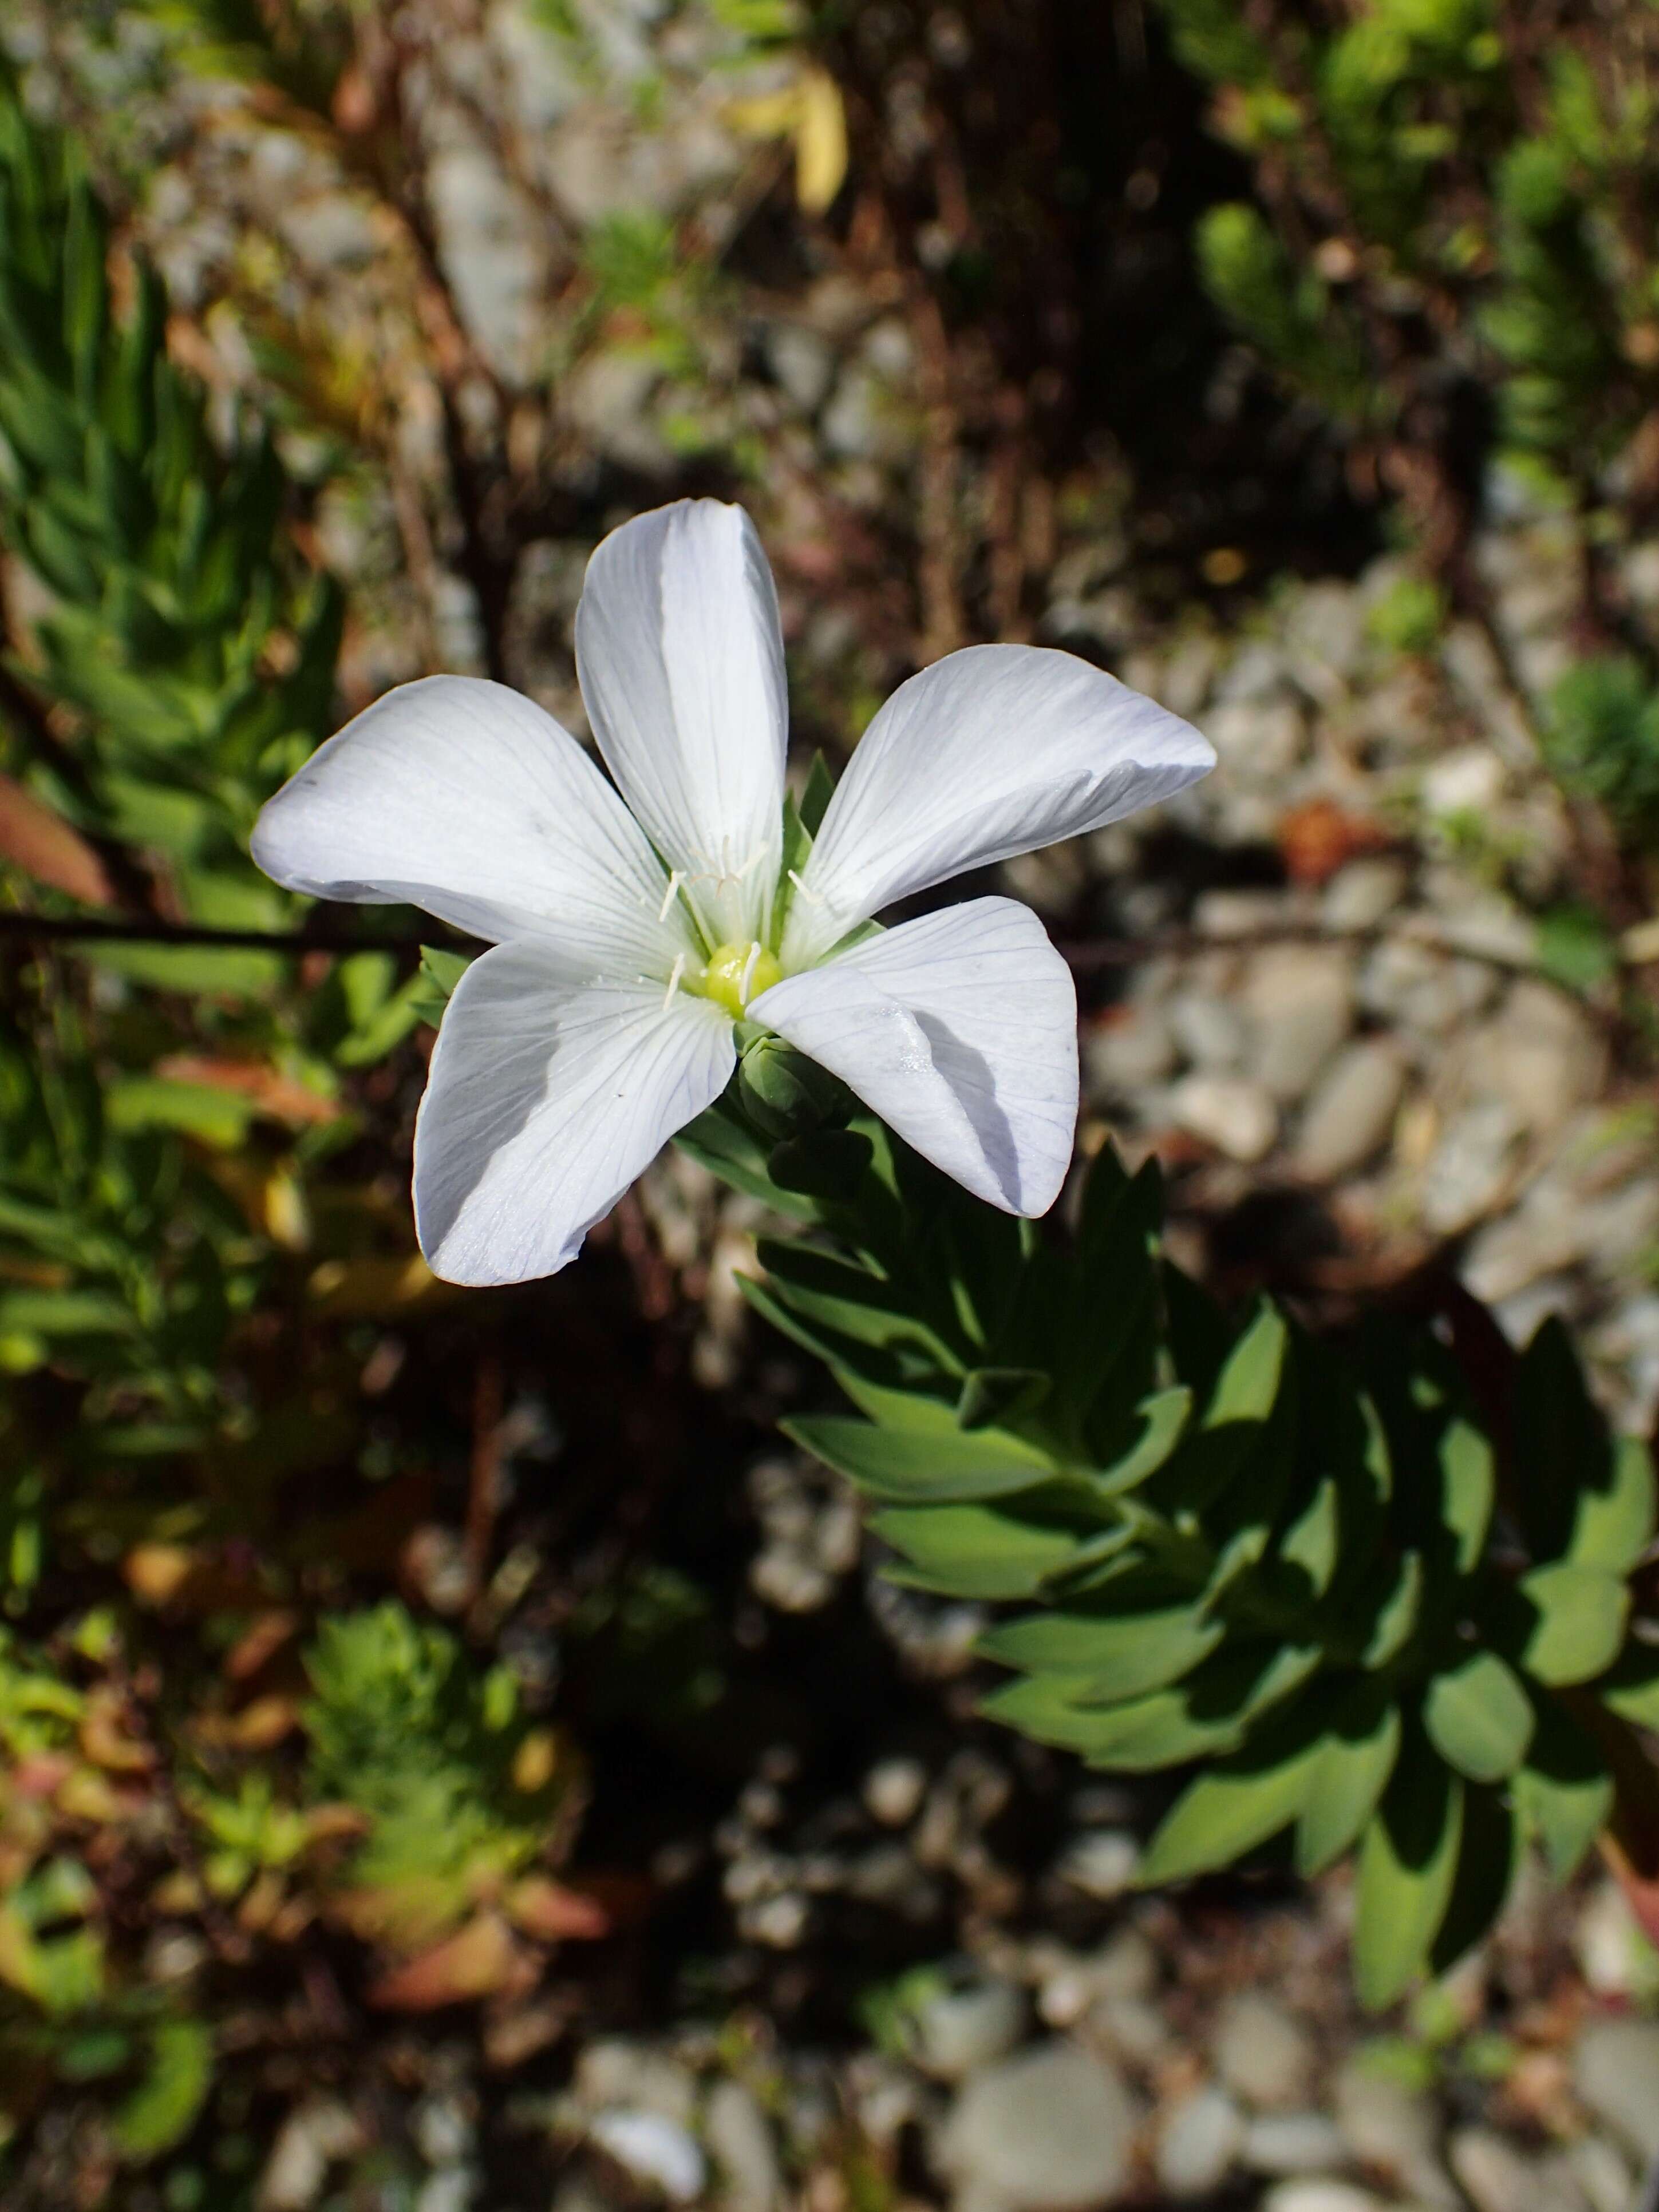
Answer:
top-left (738, 1034), bottom-right (855, 1141)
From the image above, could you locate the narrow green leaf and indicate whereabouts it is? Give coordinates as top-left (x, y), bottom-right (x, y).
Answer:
top-left (1294, 1680), bottom-right (1401, 1877)
top-left (1513, 1700), bottom-right (1613, 1881)
top-left (1275, 1476), bottom-right (1341, 1599)
top-left (872, 1502), bottom-right (1083, 1599)
top-left (1359, 1551), bottom-right (1424, 1669)
top-left (957, 1367), bottom-right (1050, 1431)
top-left (1596, 1642), bottom-right (1659, 1728)
top-left (785, 1415), bottom-right (1052, 1503)
top-left (1206, 1300), bottom-right (1290, 1430)
top-left (1088, 1386), bottom-right (1191, 1495)
top-left (1430, 1785), bottom-right (1519, 1978)
top-left (799, 749), bottom-right (835, 836)
top-left (1439, 1420), bottom-right (1495, 1577)
top-left (1354, 1747), bottom-right (1464, 2011)
top-left (980, 1671), bottom-right (1245, 1768)
top-left (759, 1240), bottom-right (955, 1364)
top-left (979, 1590), bottom-right (1222, 1701)
top-left (676, 1105), bottom-right (818, 1220)
top-left (1423, 1651), bottom-right (1534, 1783)
top-left (1568, 1435), bottom-right (1657, 1575)
top-left (1494, 1562), bottom-right (1629, 1687)
top-left (1139, 1738), bottom-right (1323, 1885)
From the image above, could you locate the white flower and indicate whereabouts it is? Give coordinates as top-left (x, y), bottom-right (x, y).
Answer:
top-left (252, 500), bottom-right (1212, 1285)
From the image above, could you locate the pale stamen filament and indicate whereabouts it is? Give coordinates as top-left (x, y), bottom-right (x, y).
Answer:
top-left (787, 868), bottom-right (823, 907)
top-left (738, 943), bottom-right (762, 1004)
top-left (657, 869), bottom-right (684, 923)
top-left (662, 952), bottom-right (687, 1010)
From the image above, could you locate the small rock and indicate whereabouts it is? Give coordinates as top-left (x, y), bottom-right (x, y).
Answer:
top-left (705, 2081), bottom-right (780, 2212)
top-left (1242, 2113), bottom-right (1349, 2176)
top-left (1168, 989), bottom-right (1249, 1071)
top-left (576, 2045), bottom-right (697, 2127)
top-left (1334, 2059), bottom-right (1454, 2207)
top-left (1572, 2017), bottom-right (1659, 2164)
top-left (935, 2040), bottom-right (1137, 2211)
top-left (764, 322), bottom-right (835, 411)
top-left (1424, 745), bottom-right (1505, 818)
top-left (1576, 1878), bottom-right (1659, 2001)
top-left (1089, 1993), bottom-right (1172, 2065)
top-left (258, 2100), bottom-right (365, 2211)
top-left (590, 2111), bottom-right (706, 2202)
top-left (910, 1978), bottom-right (1029, 2082)
top-left (1085, 1005), bottom-right (1178, 1092)
top-left (1054, 1829), bottom-right (1139, 1900)
top-left (1470, 982), bottom-right (1607, 1134)
top-left (1566, 2134), bottom-right (1635, 2212)
top-left (863, 1757), bottom-right (927, 1827)
top-left (1421, 1100), bottom-right (1523, 1234)
top-left (1170, 1073), bottom-right (1278, 1163)
top-left (1323, 858), bottom-right (1407, 933)
top-left (1156, 2085), bottom-right (1245, 2199)
top-left (1213, 1992), bottom-right (1316, 2111)
top-left (1451, 2126), bottom-right (1587, 2212)
top-left (1294, 1040), bottom-right (1407, 1179)
top-left (1202, 697), bottom-right (1305, 779)
top-left (1262, 2185), bottom-right (1389, 2212)
top-left (1244, 945), bottom-right (1355, 1102)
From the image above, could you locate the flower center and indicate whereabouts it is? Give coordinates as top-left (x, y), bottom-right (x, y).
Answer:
top-left (690, 941), bottom-right (783, 1016)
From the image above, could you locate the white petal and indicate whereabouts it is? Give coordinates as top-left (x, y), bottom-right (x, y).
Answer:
top-left (575, 500), bottom-right (788, 946)
top-left (413, 945), bottom-right (736, 1285)
top-left (783, 644), bottom-right (1213, 965)
top-left (252, 675), bottom-right (688, 976)
top-left (752, 897), bottom-right (1078, 1215)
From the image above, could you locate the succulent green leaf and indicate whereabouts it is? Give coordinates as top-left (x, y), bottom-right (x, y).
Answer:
top-left (1139, 1729), bottom-right (1325, 1885)
top-left (1295, 1679), bottom-right (1401, 1876)
top-left (1567, 1434), bottom-right (1657, 1575)
top-left (1358, 1550), bottom-right (1425, 1669)
top-left (872, 1502), bottom-right (1084, 1598)
top-left (1494, 1561), bottom-right (1629, 1687)
top-left (1423, 1650), bottom-right (1534, 1783)
top-left (1513, 1699), bottom-right (1614, 1881)
top-left (979, 1583), bottom-right (1222, 1700)
top-left (784, 1414), bottom-right (1053, 1504)
top-left (1430, 1784), bottom-right (1520, 1978)
top-left (1354, 1747), bottom-right (1464, 2010)
top-left (1439, 1420), bottom-right (1495, 1577)
top-left (1089, 1386), bottom-right (1192, 1495)
top-left (957, 1367), bottom-right (1050, 1431)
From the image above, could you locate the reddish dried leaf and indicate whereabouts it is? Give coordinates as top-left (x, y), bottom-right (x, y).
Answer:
top-left (504, 1875), bottom-right (610, 1943)
top-left (0, 773), bottom-right (111, 905)
top-left (223, 1608), bottom-right (302, 1683)
top-left (1277, 798), bottom-right (1391, 887)
top-left (366, 1912), bottom-right (535, 2011)
top-left (155, 1054), bottom-right (338, 1126)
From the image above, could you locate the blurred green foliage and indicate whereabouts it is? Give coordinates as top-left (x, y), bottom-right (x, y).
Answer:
top-left (0, 66), bottom-right (591, 2188)
top-left (1162, 0), bottom-right (1659, 844)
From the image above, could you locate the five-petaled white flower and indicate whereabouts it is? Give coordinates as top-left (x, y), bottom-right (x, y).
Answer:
top-left (252, 500), bottom-right (1213, 1285)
